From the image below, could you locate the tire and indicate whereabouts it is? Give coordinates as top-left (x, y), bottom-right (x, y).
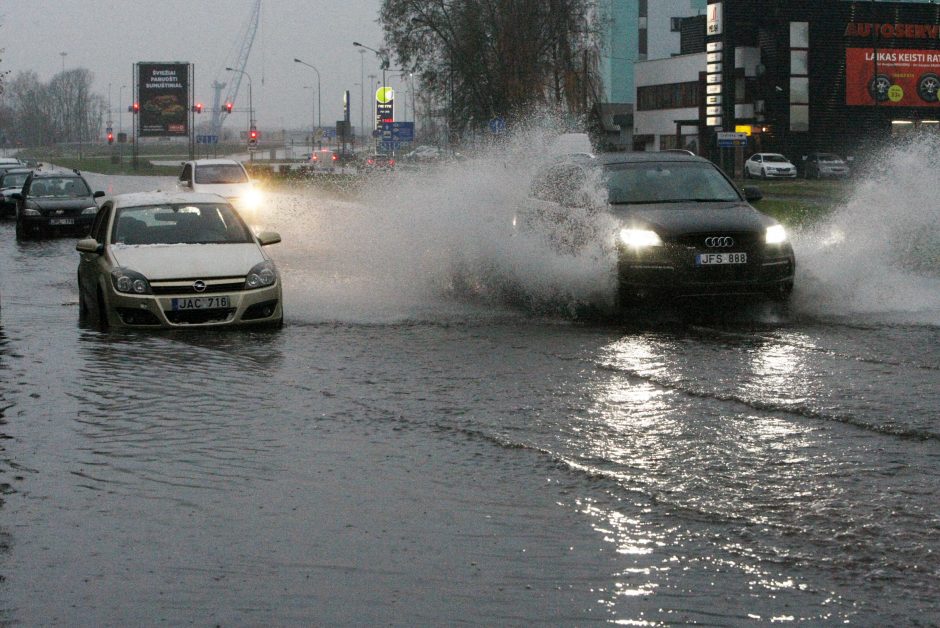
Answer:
top-left (917, 73), bottom-right (939, 103)
top-left (96, 288), bottom-right (110, 331)
top-left (15, 219), bottom-right (28, 241)
top-left (78, 274), bottom-right (89, 317)
top-left (868, 74), bottom-right (891, 102)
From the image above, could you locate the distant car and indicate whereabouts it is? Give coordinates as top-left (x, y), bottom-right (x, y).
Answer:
top-left (12, 170), bottom-right (105, 239)
top-left (76, 191), bottom-right (283, 329)
top-left (803, 152), bottom-right (851, 179)
top-left (0, 168), bottom-right (32, 218)
top-left (177, 159), bottom-right (262, 218)
top-left (744, 153), bottom-right (797, 179)
top-left (525, 152), bottom-right (795, 307)
top-left (363, 154), bottom-right (395, 171)
top-left (309, 148), bottom-right (337, 171)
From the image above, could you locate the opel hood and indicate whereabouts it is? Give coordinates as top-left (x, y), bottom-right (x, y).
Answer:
top-left (110, 243), bottom-right (266, 280)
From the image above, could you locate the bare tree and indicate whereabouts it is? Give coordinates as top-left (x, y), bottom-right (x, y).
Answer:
top-left (1, 68), bottom-right (104, 148)
top-left (380, 0), bottom-right (601, 141)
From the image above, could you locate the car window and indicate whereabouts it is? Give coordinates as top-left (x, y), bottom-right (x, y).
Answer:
top-left (605, 162), bottom-right (740, 204)
top-left (29, 177), bottom-right (90, 197)
top-left (194, 164), bottom-right (248, 184)
top-left (818, 153), bottom-right (841, 162)
top-left (111, 202), bottom-right (253, 245)
top-left (1, 173), bottom-right (29, 188)
top-left (764, 155), bottom-right (788, 163)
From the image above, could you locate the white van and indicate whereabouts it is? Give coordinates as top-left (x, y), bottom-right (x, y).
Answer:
top-left (177, 159), bottom-right (262, 219)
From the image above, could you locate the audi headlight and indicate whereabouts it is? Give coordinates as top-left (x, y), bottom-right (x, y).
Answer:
top-left (245, 260), bottom-right (277, 289)
top-left (765, 224), bottom-right (788, 244)
top-left (110, 268), bottom-right (152, 295)
top-left (619, 228), bottom-right (662, 248)
top-left (82, 206), bottom-right (99, 215)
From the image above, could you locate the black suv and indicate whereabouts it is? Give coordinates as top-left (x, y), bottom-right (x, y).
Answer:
top-left (12, 170), bottom-right (104, 239)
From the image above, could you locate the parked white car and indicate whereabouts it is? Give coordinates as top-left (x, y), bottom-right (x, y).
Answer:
top-left (76, 191), bottom-right (283, 329)
top-left (744, 153), bottom-right (797, 179)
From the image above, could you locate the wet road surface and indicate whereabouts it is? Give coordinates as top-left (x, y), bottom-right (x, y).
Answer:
top-left (0, 167), bottom-right (938, 625)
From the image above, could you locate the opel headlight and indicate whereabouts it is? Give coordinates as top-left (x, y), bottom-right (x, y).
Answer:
top-left (619, 228), bottom-right (662, 248)
top-left (111, 268), bottom-right (152, 294)
top-left (765, 224), bottom-right (788, 244)
top-left (245, 260), bottom-right (277, 289)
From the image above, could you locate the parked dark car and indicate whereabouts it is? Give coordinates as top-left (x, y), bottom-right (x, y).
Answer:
top-left (0, 168), bottom-right (33, 218)
top-left (803, 152), bottom-right (851, 179)
top-left (527, 152), bottom-right (795, 307)
top-left (13, 170), bottom-right (105, 240)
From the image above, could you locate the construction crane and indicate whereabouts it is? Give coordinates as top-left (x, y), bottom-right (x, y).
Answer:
top-left (210, 0), bottom-right (261, 138)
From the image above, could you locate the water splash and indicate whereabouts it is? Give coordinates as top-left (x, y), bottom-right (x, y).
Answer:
top-left (793, 133), bottom-right (940, 325)
top-left (273, 124), bottom-right (616, 324)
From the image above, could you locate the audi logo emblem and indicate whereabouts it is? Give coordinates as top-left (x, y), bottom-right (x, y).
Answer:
top-left (705, 236), bottom-right (735, 248)
top-left (193, 280), bottom-right (207, 293)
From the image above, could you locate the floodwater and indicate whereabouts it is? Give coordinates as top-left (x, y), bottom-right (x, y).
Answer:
top-left (0, 138), bottom-right (938, 625)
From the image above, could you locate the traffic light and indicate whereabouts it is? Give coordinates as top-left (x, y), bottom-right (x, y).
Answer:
top-left (107, 132), bottom-right (114, 144)
top-left (129, 102), bottom-right (140, 114)
top-left (248, 127), bottom-right (259, 148)
top-left (224, 102), bottom-right (233, 113)
top-left (192, 102), bottom-right (203, 114)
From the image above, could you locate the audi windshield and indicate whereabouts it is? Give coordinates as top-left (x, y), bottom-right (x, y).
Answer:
top-left (604, 162), bottom-right (741, 205)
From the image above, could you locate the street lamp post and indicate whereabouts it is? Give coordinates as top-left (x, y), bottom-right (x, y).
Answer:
top-left (303, 85), bottom-right (316, 150)
top-left (293, 58), bottom-right (321, 148)
top-left (225, 66), bottom-right (253, 159)
top-left (359, 49), bottom-right (366, 145)
top-left (353, 42), bottom-right (388, 95)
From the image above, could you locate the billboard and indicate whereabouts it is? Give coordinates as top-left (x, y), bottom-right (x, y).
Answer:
top-left (375, 86), bottom-right (394, 128)
top-left (137, 63), bottom-right (190, 136)
top-left (846, 47), bottom-right (940, 106)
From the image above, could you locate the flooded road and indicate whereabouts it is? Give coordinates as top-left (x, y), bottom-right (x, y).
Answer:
top-left (0, 159), bottom-right (938, 625)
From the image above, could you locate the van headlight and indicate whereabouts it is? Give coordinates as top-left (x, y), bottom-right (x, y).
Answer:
top-left (619, 228), bottom-right (662, 248)
top-left (765, 224), bottom-right (788, 244)
top-left (245, 260), bottom-right (277, 289)
top-left (241, 188), bottom-right (263, 210)
top-left (111, 268), bottom-right (152, 294)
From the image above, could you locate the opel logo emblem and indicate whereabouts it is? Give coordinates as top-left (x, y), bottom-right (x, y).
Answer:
top-left (193, 280), bottom-right (207, 293)
top-left (705, 236), bottom-right (734, 248)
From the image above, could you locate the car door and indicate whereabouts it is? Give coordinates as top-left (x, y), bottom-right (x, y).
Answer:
top-left (78, 202), bottom-right (112, 302)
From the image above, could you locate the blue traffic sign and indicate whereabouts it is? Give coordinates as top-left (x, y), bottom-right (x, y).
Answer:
top-left (488, 117), bottom-right (506, 134)
top-left (196, 134), bottom-right (219, 144)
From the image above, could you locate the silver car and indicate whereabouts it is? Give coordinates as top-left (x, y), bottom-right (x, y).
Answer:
top-left (77, 191), bottom-right (283, 329)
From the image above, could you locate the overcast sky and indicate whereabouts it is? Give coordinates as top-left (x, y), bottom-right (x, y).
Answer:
top-left (1, 0), bottom-right (395, 133)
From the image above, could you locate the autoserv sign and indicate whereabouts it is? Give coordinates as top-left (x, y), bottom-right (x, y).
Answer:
top-left (845, 48), bottom-right (940, 106)
top-left (137, 62), bottom-right (190, 137)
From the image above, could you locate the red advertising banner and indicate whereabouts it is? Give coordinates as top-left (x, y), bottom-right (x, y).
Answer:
top-left (846, 47), bottom-right (940, 106)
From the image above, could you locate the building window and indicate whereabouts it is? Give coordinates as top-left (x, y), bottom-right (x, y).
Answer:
top-left (671, 17), bottom-right (683, 32)
top-left (790, 105), bottom-right (809, 132)
top-left (790, 50), bottom-right (808, 75)
top-left (637, 81), bottom-right (700, 111)
top-left (790, 77), bottom-right (809, 104)
top-left (790, 22), bottom-right (809, 49)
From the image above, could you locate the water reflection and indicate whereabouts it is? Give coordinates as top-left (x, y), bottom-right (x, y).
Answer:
top-left (70, 328), bottom-right (289, 499)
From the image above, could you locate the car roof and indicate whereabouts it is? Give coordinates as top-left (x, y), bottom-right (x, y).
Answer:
top-left (594, 151), bottom-right (713, 166)
top-left (188, 159), bottom-right (244, 166)
top-left (106, 191), bottom-right (230, 208)
top-left (30, 170), bottom-right (85, 179)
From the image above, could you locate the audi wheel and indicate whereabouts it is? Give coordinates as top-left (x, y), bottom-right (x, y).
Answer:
top-left (868, 74), bottom-right (891, 102)
top-left (917, 73), bottom-right (939, 103)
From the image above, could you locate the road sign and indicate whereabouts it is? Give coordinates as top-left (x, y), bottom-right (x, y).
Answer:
top-left (196, 134), bottom-right (219, 145)
top-left (381, 121), bottom-right (414, 143)
top-left (716, 131), bottom-right (747, 147)
top-left (488, 117), bottom-right (506, 134)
